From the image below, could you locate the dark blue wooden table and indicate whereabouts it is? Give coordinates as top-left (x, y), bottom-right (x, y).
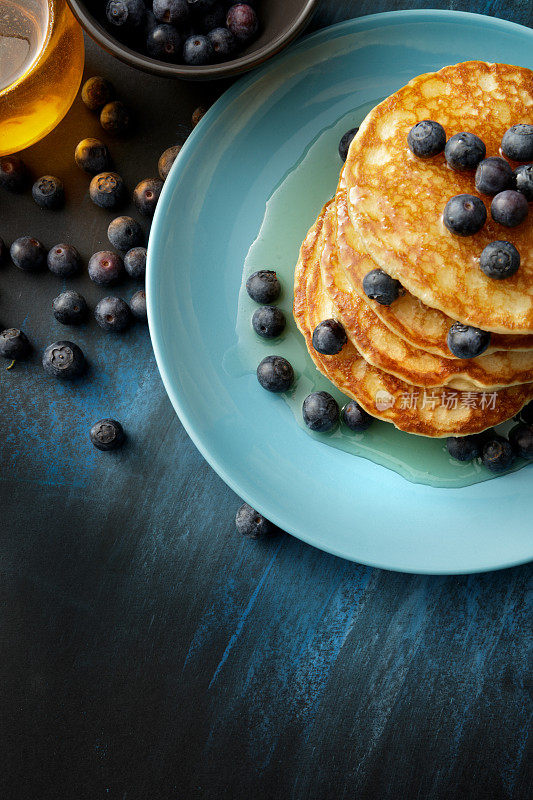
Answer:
top-left (1, 2), bottom-right (532, 798)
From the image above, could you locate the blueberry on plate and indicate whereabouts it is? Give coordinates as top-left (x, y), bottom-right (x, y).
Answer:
top-left (124, 246), bottom-right (147, 280)
top-left (302, 391), bottom-right (339, 432)
top-left (81, 76), bottom-right (115, 111)
top-left (147, 24), bottom-right (182, 61)
top-left (447, 322), bottom-right (491, 359)
top-left (0, 155), bottom-right (29, 192)
top-left (191, 105), bottom-right (207, 127)
top-left (53, 290), bottom-right (88, 325)
top-left (508, 423), bottom-right (533, 459)
top-left (226, 3), bottom-right (258, 43)
top-left (133, 178), bottom-right (163, 216)
top-left (312, 319), bottom-right (347, 355)
top-left (446, 434), bottom-right (483, 462)
top-left (10, 237), bottom-right (47, 271)
top-left (158, 145), bottom-right (181, 181)
top-left (342, 400), bottom-right (373, 431)
top-left (32, 176), bottom-right (65, 210)
top-left (407, 120), bottom-right (446, 158)
top-left (246, 270), bottom-right (280, 304)
top-left (89, 172), bottom-right (126, 209)
top-left (479, 241), bottom-right (520, 280)
top-left (362, 268), bottom-right (401, 305)
top-left (444, 132), bottom-right (486, 171)
top-left (482, 436), bottom-right (515, 472)
top-left (130, 289), bottom-right (147, 322)
top-left (106, 0), bottom-right (145, 29)
top-left (42, 340), bottom-right (86, 379)
top-left (153, 0), bottom-right (189, 26)
top-left (0, 328), bottom-right (31, 360)
top-left (235, 503), bottom-right (277, 539)
top-left (207, 27), bottom-right (237, 60)
top-left (90, 418), bottom-right (125, 451)
top-left (95, 296), bottom-right (131, 332)
top-left (183, 34), bottom-right (214, 65)
top-left (88, 251), bottom-right (125, 286)
top-left (491, 189), bottom-right (528, 227)
top-left (474, 156), bottom-right (514, 195)
top-left (100, 101), bottom-right (131, 135)
top-left (520, 399), bottom-right (533, 425)
top-left (47, 243), bottom-right (81, 278)
top-left (514, 164), bottom-right (533, 201)
top-left (107, 215), bottom-right (144, 251)
top-left (252, 306), bottom-right (285, 338)
top-left (443, 194), bottom-right (487, 236)
top-left (501, 124), bottom-right (533, 162)
top-left (338, 127), bottom-right (360, 162)
top-left (256, 355), bottom-right (294, 392)
top-left (75, 138), bottom-right (110, 174)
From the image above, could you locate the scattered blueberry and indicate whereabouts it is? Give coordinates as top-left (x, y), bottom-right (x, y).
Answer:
top-left (501, 124), bottom-right (533, 162)
top-left (312, 319), bottom-right (347, 355)
top-left (338, 127), bottom-right (359, 162)
top-left (444, 132), bottom-right (486, 171)
top-left (133, 178), bottom-right (163, 216)
top-left (10, 237), bottom-right (47, 271)
top-left (443, 194), bottom-right (487, 236)
top-left (246, 270), bottom-right (280, 304)
top-left (447, 322), bottom-right (491, 359)
top-left (88, 251), bottom-right (125, 285)
top-left (520, 399), bottom-right (533, 425)
top-left (0, 155), bottom-right (29, 192)
top-left (183, 34), bottom-right (214, 65)
top-left (491, 189), bottom-right (528, 227)
top-left (514, 164), bottom-right (533, 201)
top-left (226, 3), bottom-right (258, 43)
top-left (479, 241), bottom-right (520, 280)
top-left (147, 24), bottom-right (182, 61)
top-left (191, 105), bottom-right (207, 127)
top-left (100, 101), bottom-right (131, 135)
top-left (342, 400), bottom-right (373, 431)
top-left (508, 423), bottom-right (533, 459)
top-left (482, 436), bottom-right (515, 472)
top-left (90, 419), bottom-right (125, 451)
top-left (130, 289), bottom-right (147, 321)
top-left (0, 328), bottom-right (31, 360)
top-left (362, 268), bottom-right (401, 305)
top-left (446, 434), bottom-right (483, 462)
top-left (256, 355), bottom-right (294, 392)
top-left (158, 145), bottom-right (181, 181)
top-left (124, 247), bottom-right (147, 280)
top-left (81, 76), bottom-right (115, 111)
top-left (407, 120), bottom-right (446, 158)
top-left (302, 391), bottom-right (339, 432)
top-left (89, 171), bottom-right (126, 209)
top-left (75, 138), bottom-right (110, 174)
top-left (95, 296), bottom-right (131, 332)
top-left (42, 340), bottom-right (86, 379)
top-left (475, 157), bottom-right (514, 195)
top-left (252, 306), bottom-right (285, 338)
top-left (207, 27), bottom-right (237, 60)
top-left (235, 503), bottom-right (276, 539)
top-left (47, 243), bottom-right (81, 278)
top-left (32, 175), bottom-right (65, 210)
top-left (107, 215), bottom-right (144, 251)
top-left (153, 0), bottom-right (189, 25)
top-left (53, 290), bottom-right (89, 325)
top-left (106, 0), bottom-right (145, 29)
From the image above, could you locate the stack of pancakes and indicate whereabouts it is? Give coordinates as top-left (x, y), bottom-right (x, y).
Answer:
top-left (294, 61), bottom-right (533, 437)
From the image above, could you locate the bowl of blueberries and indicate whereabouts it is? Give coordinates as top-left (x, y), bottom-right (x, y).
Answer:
top-left (68, 0), bottom-right (318, 79)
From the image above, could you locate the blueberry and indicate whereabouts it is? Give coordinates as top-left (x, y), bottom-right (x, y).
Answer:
top-left (256, 355), bottom-right (294, 392)
top-left (130, 289), bottom-right (147, 322)
top-left (246, 270), bottom-right (280, 304)
top-left (153, 0), bottom-right (189, 25)
top-left (508, 423), bottom-right (533, 459)
top-left (144, 9), bottom-right (157, 36)
top-left (107, 216), bottom-right (144, 251)
top-left (475, 157), bottom-right (514, 195)
top-left (32, 175), bottom-right (65, 210)
top-left (191, 105), bottom-right (207, 127)
top-left (202, 6), bottom-right (226, 33)
top-left (47, 243), bottom-right (81, 278)
top-left (207, 27), bottom-right (237, 60)
top-left (514, 164), bottom-right (533, 201)
top-left (100, 101), bottom-right (131, 135)
top-left (312, 319), bottom-right (347, 355)
top-left (133, 178), bottom-right (163, 216)
top-left (338, 127), bottom-right (359, 162)
top-left (0, 237), bottom-right (6, 264)
top-left (407, 120), bottom-right (446, 158)
top-left (482, 437), bottom-right (515, 472)
top-left (252, 306), bottom-right (285, 338)
top-left (95, 296), bottom-right (131, 332)
top-left (147, 23), bottom-right (182, 61)
top-left (158, 145), bottom-right (181, 181)
top-left (479, 241), bottom-right (520, 280)
top-left (88, 251), bottom-right (125, 286)
top-left (187, 0), bottom-right (217, 13)
top-left (226, 4), bottom-right (258, 43)
top-left (235, 503), bottom-right (276, 539)
top-left (106, 0), bottom-right (145, 28)
top-left (501, 124), bottom-right (533, 162)
top-left (491, 189), bottom-right (528, 227)
top-left (362, 268), bottom-right (401, 305)
top-left (443, 194), bottom-right (487, 236)
top-left (124, 247), bottom-right (147, 280)
top-left (89, 171), bottom-right (126, 209)
top-left (90, 419), bottom-right (125, 451)
top-left (53, 290), bottom-right (88, 325)
top-left (75, 138), bottom-right (110, 174)
top-left (81, 76), bottom-right (115, 111)
top-left (42, 340), bottom-right (86, 379)
top-left (520, 399), bottom-right (533, 425)
top-left (183, 34), bottom-right (214, 65)
top-left (0, 328), bottom-right (31, 360)
top-left (302, 391), bottom-right (339, 432)
top-left (444, 132), bottom-right (486, 171)
top-left (447, 322), bottom-right (491, 359)
top-left (342, 400), bottom-right (373, 431)
top-left (446, 434), bottom-right (483, 462)
top-left (10, 237), bottom-right (47, 271)
top-left (0, 155), bottom-right (29, 192)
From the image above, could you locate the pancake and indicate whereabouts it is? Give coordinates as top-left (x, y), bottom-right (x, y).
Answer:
top-left (321, 195), bottom-right (533, 390)
top-left (345, 61), bottom-right (533, 334)
top-left (293, 203), bottom-right (533, 437)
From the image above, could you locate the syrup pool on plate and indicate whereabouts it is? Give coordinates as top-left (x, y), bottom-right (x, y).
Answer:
top-left (226, 104), bottom-right (529, 488)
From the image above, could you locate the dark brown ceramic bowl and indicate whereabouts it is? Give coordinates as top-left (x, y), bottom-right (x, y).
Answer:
top-left (67, 1), bottom-right (318, 80)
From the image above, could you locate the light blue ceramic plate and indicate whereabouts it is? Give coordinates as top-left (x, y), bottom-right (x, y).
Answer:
top-left (147, 11), bottom-right (533, 574)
